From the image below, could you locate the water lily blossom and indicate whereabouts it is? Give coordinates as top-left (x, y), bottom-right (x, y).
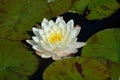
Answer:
top-left (26, 17), bottom-right (86, 60)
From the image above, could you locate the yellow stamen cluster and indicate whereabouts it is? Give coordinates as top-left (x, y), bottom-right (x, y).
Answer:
top-left (49, 32), bottom-right (63, 43)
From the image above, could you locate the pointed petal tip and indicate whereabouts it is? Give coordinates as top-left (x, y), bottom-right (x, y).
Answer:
top-left (78, 42), bottom-right (87, 48)
top-left (35, 51), bottom-right (42, 56)
top-left (26, 39), bottom-right (31, 43)
top-left (82, 42), bottom-right (87, 46)
top-left (73, 26), bottom-right (81, 35)
top-left (42, 18), bottom-right (49, 27)
top-left (56, 16), bottom-right (63, 19)
top-left (56, 16), bottom-right (64, 23)
top-left (43, 18), bottom-right (48, 21)
top-left (26, 40), bottom-right (34, 45)
top-left (67, 19), bottom-right (74, 31)
top-left (32, 27), bottom-right (38, 31)
top-left (32, 27), bottom-right (39, 35)
top-left (26, 40), bottom-right (30, 44)
top-left (69, 19), bottom-right (74, 23)
top-left (72, 42), bottom-right (87, 49)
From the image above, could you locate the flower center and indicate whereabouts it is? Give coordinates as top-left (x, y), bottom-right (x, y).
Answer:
top-left (49, 32), bottom-right (63, 43)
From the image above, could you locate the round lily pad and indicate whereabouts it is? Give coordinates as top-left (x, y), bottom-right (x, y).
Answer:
top-left (43, 57), bottom-right (109, 80)
top-left (0, 39), bottom-right (39, 80)
top-left (81, 28), bottom-right (120, 64)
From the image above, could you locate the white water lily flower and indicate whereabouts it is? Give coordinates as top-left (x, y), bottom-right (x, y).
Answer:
top-left (26, 17), bottom-right (86, 60)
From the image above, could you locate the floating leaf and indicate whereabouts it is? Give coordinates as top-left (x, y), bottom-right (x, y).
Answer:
top-left (0, 0), bottom-right (71, 40)
top-left (86, 0), bottom-right (120, 20)
top-left (91, 57), bottom-right (120, 80)
top-left (108, 61), bottom-right (120, 80)
top-left (43, 57), bottom-right (109, 80)
top-left (81, 28), bottom-right (120, 64)
top-left (47, 0), bottom-right (71, 17)
top-left (0, 39), bottom-right (39, 80)
top-left (69, 0), bottom-right (120, 20)
top-left (69, 0), bottom-right (89, 14)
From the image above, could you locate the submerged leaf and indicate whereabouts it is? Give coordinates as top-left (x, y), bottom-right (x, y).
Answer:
top-left (0, 39), bottom-right (39, 80)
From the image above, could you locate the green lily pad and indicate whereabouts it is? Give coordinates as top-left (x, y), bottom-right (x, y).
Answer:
top-left (69, 0), bottom-right (89, 14)
top-left (0, 0), bottom-right (71, 40)
top-left (0, 39), bottom-right (39, 80)
top-left (86, 0), bottom-right (120, 20)
top-left (109, 62), bottom-right (120, 80)
top-left (91, 57), bottom-right (120, 80)
top-left (81, 28), bottom-right (120, 64)
top-left (47, 0), bottom-right (71, 17)
top-left (43, 57), bottom-right (109, 80)
top-left (69, 0), bottom-right (120, 20)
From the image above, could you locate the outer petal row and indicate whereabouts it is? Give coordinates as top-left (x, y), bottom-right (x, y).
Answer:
top-left (26, 16), bottom-right (87, 60)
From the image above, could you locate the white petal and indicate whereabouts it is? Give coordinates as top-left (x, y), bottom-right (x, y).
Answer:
top-left (41, 53), bottom-right (52, 58)
top-left (71, 26), bottom-right (81, 38)
top-left (32, 36), bottom-right (39, 43)
top-left (67, 19), bottom-right (74, 31)
top-left (52, 25), bottom-right (57, 31)
top-left (26, 40), bottom-right (37, 45)
top-left (73, 42), bottom-right (86, 48)
top-left (32, 27), bottom-right (39, 36)
top-left (43, 25), bottom-right (50, 33)
top-left (38, 29), bottom-right (46, 41)
top-left (41, 18), bottom-right (49, 27)
top-left (49, 20), bottom-right (55, 27)
top-left (71, 49), bottom-right (78, 53)
top-left (47, 41), bottom-right (54, 49)
top-left (59, 21), bottom-right (66, 28)
top-left (55, 16), bottom-right (63, 24)
top-left (32, 45), bottom-right (44, 52)
top-left (35, 51), bottom-right (42, 56)
top-left (66, 38), bottom-right (77, 47)
top-left (64, 20), bottom-right (74, 43)
top-left (54, 50), bottom-right (66, 57)
top-left (38, 29), bottom-right (44, 35)
top-left (52, 26), bottom-right (61, 34)
top-left (64, 21), bottom-right (72, 41)
top-left (66, 24), bottom-right (71, 33)
top-left (40, 40), bottom-right (52, 51)
top-left (52, 55), bottom-right (61, 60)
top-left (63, 29), bottom-right (71, 43)
top-left (58, 21), bottom-right (66, 35)
top-left (65, 48), bottom-right (78, 54)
